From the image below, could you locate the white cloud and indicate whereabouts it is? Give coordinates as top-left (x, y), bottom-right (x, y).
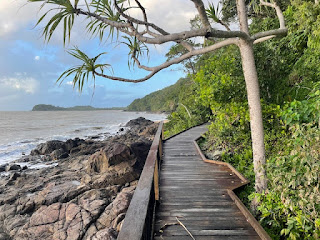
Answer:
top-left (34, 55), bottom-right (40, 61)
top-left (66, 81), bottom-right (74, 86)
top-left (130, 0), bottom-right (197, 33)
top-left (0, 0), bottom-right (40, 37)
top-left (0, 74), bottom-right (39, 94)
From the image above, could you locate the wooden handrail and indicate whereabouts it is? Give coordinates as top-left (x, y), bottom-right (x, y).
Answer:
top-left (117, 121), bottom-right (163, 240)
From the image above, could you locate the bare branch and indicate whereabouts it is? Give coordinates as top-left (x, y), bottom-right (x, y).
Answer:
top-left (78, 9), bottom-right (130, 29)
top-left (127, 28), bottom-right (249, 44)
top-left (134, 0), bottom-right (148, 28)
top-left (251, 0), bottom-right (287, 42)
top-left (94, 38), bottom-right (238, 83)
top-left (114, 0), bottom-right (194, 51)
top-left (253, 35), bottom-right (275, 44)
top-left (190, 0), bottom-right (211, 29)
top-left (218, 19), bottom-right (231, 31)
top-left (260, 0), bottom-right (286, 29)
top-left (251, 28), bottom-right (287, 41)
top-left (113, 0), bottom-right (169, 36)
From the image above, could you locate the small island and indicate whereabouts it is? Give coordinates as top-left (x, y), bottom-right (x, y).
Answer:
top-left (32, 104), bottom-right (126, 111)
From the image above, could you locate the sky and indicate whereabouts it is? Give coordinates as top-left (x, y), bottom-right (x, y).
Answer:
top-left (0, 0), bottom-right (201, 111)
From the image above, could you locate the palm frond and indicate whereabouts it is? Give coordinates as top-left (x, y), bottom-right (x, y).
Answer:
top-left (86, 0), bottom-right (131, 41)
top-left (29, 0), bottom-right (76, 45)
top-left (57, 47), bottom-right (111, 92)
top-left (121, 35), bottom-right (149, 69)
top-left (206, 3), bottom-right (220, 23)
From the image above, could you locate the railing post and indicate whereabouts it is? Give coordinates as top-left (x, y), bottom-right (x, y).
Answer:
top-left (154, 158), bottom-right (160, 201)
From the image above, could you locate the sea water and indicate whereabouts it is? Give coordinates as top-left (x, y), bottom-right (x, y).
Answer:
top-left (0, 111), bottom-right (167, 165)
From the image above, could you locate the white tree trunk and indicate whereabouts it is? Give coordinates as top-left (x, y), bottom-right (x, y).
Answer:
top-left (239, 40), bottom-right (267, 193)
top-left (237, 0), bottom-right (267, 194)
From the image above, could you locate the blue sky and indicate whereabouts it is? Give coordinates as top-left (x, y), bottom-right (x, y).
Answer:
top-left (0, 0), bottom-right (200, 111)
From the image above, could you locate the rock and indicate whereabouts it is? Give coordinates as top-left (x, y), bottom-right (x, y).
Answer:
top-left (125, 117), bottom-right (158, 140)
top-left (9, 172), bottom-right (20, 181)
top-left (6, 172), bottom-right (21, 186)
top-left (6, 164), bottom-right (21, 171)
top-left (30, 140), bottom-right (66, 155)
top-left (89, 135), bottom-right (101, 140)
top-left (22, 166), bottom-right (28, 170)
top-left (0, 117), bottom-right (159, 240)
top-left (130, 141), bottom-right (151, 170)
top-left (83, 186), bottom-right (135, 239)
top-left (50, 148), bottom-right (68, 160)
top-left (0, 165), bottom-right (6, 173)
top-left (125, 117), bottom-right (153, 129)
top-left (206, 150), bottom-right (223, 161)
top-left (95, 186), bottom-right (135, 230)
top-left (87, 143), bottom-right (132, 173)
top-left (64, 138), bottom-right (84, 151)
top-left (92, 228), bottom-right (118, 240)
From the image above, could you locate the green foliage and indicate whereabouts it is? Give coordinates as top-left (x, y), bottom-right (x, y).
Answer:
top-left (164, 85), bottom-right (209, 138)
top-left (87, 0), bottom-right (127, 41)
top-left (194, 47), bottom-right (245, 108)
top-left (206, 3), bottom-right (222, 23)
top-left (128, 77), bottom-right (192, 113)
top-left (57, 47), bottom-right (110, 91)
top-left (121, 36), bottom-right (149, 68)
top-left (29, 0), bottom-right (76, 45)
top-left (254, 122), bottom-right (320, 239)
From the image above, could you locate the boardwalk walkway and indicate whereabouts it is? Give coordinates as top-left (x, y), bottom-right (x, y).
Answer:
top-left (154, 124), bottom-right (263, 240)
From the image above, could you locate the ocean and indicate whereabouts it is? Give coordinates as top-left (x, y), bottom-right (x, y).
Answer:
top-left (0, 111), bottom-right (167, 165)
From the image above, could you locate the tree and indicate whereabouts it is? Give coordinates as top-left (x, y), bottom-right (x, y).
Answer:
top-left (28, 0), bottom-right (287, 194)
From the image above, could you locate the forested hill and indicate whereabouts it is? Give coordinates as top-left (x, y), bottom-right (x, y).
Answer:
top-left (127, 77), bottom-right (191, 112)
top-left (32, 104), bottom-right (125, 111)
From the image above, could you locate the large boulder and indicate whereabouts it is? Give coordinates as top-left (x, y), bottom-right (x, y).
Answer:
top-left (30, 140), bottom-right (66, 156)
top-left (130, 141), bottom-right (152, 170)
top-left (125, 117), bottom-right (153, 127)
top-left (87, 143), bottom-right (132, 174)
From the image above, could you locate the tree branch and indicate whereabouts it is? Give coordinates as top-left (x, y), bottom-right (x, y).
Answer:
top-left (217, 19), bottom-right (231, 31)
top-left (127, 28), bottom-right (249, 44)
top-left (190, 0), bottom-right (211, 29)
top-left (78, 9), bottom-right (130, 29)
top-left (253, 35), bottom-right (275, 44)
top-left (94, 38), bottom-right (238, 83)
top-left (260, 0), bottom-right (286, 29)
top-left (134, 0), bottom-right (148, 28)
top-left (250, 0), bottom-right (287, 42)
top-left (113, 0), bottom-right (169, 36)
top-left (251, 27), bottom-right (288, 41)
top-left (113, 0), bottom-right (194, 52)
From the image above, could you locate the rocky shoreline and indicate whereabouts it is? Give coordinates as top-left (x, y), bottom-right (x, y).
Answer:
top-left (0, 117), bottom-right (158, 240)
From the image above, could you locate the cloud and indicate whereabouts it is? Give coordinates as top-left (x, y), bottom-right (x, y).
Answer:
top-left (0, 74), bottom-right (39, 94)
top-left (129, 0), bottom-right (197, 32)
top-left (0, 0), bottom-right (40, 38)
top-left (66, 81), bottom-right (74, 86)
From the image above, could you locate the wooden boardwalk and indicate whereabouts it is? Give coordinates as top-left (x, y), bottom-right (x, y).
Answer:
top-left (154, 124), bottom-right (263, 240)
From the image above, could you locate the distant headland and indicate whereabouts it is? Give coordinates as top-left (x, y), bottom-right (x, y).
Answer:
top-left (32, 104), bottom-right (126, 111)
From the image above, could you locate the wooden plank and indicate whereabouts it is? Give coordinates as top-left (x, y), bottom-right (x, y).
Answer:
top-left (153, 124), bottom-right (267, 240)
top-left (157, 228), bottom-right (258, 236)
top-left (155, 215), bottom-right (246, 222)
top-left (154, 236), bottom-right (261, 240)
top-left (155, 220), bottom-right (253, 231)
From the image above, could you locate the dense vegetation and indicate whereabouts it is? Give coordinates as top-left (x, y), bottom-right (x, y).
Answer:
top-left (160, 0), bottom-right (320, 239)
top-left (32, 104), bottom-right (125, 111)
